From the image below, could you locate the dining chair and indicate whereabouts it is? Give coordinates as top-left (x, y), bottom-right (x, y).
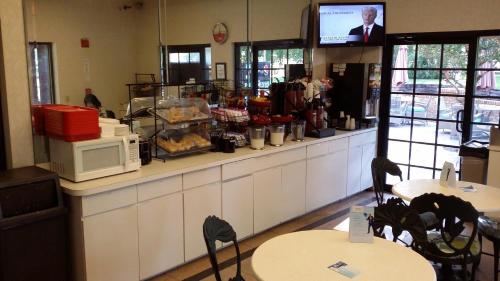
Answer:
top-left (478, 215), bottom-right (500, 281)
top-left (409, 193), bottom-right (481, 281)
top-left (371, 157), bottom-right (440, 231)
top-left (203, 215), bottom-right (245, 281)
top-left (372, 197), bottom-right (427, 246)
top-left (371, 157), bottom-right (402, 206)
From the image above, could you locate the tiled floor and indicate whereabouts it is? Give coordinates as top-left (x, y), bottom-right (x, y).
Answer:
top-left (152, 191), bottom-right (496, 281)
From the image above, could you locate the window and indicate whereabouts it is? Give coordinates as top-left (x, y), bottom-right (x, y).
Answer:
top-left (235, 40), bottom-right (305, 94)
top-left (381, 31), bottom-right (500, 181)
top-left (167, 44), bottom-right (211, 85)
top-left (28, 42), bottom-right (55, 104)
top-left (235, 43), bottom-right (253, 89)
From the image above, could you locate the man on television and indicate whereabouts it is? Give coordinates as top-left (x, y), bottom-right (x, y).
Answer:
top-left (347, 6), bottom-right (384, 44)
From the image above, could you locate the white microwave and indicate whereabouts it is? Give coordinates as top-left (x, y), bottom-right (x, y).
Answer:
top-left (49, 134), bottom-right (141, 182)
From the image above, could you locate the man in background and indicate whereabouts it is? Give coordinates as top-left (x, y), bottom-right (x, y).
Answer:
top-left (84, 89), bottom-right (115, 118)
top-left (347, 6), bottom-right (384, 44)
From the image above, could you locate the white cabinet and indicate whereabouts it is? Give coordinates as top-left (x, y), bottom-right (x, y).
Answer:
top-left (347, 146), bottom-right (363, 196)
top-left (254, 167), bottom-right (282, 233)
top-left (281, 160), bottom-right (306, 221)
top-left (137, 193), bottom-right (184, 279)
top-left (82, 205), bottom-right (139, 281)
top-left (222, 176), bottom-right (254, 240)
top-left (361, 141), bottom-right (376, 190)
top-left (183, 182), bottom-right (222, 261)
top-left (347, 131), bottom-right (377, 196)
top-left (306, 154), bottom-right (333, 211)
top-left (329, 149), bottom-right (348, 202)
top-left (306, 148), bottom-right (348, 211)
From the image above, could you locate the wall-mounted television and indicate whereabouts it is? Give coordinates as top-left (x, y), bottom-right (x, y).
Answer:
top-left (317, 2), bottom-right (386, 47)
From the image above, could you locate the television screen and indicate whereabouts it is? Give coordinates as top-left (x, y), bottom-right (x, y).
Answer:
top-left (318, 2), bottom-right (386, 47)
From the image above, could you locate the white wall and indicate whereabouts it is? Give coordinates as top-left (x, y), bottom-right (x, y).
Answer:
top-left (162, 0), bottom-right (308, 84)
top-left (23, 0), bottom-right (160, 116)
top-left (162, 0), bottom-right (248, 84)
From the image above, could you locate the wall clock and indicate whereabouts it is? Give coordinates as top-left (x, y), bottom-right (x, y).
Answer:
top-left (212, 22), bottom-right (228, 44)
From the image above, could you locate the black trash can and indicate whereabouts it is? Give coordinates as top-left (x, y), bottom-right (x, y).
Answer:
top-left (459, 140), bottom-right (489, 184)
top-left (0, 166), bottom-right (68, 281)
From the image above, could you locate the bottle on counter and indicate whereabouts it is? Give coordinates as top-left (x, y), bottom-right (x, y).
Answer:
top-left (296, 86), bottom-right (305, 110)
top-left (350, 118), bottom-right (356, 130)
top-left (305, 108), bottom-right (317, 134)
top-left (284, 87), bottom-right (296, 114)
top-left (345, 115), bottom-right (351, 129)
top-left (316, 105), bottom-right (324, 130)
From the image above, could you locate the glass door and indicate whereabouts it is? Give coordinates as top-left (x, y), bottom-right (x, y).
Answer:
top-left (472, 36), bottom-right (500, 141)
top-left (385, 34), bottom-right (500, 181)
top-left (387, 43), bottom-right (469, 180)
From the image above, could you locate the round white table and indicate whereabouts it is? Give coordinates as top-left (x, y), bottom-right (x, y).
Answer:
top-left (392, 179), bottom-right (500, 212)
top-left (251, 230), bottom-right (436, 281)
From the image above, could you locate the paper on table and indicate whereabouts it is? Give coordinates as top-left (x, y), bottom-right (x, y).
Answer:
top-left (328, 261), bottom-right (360, 278)
top-left (460, 185), bottom-right (477, 192)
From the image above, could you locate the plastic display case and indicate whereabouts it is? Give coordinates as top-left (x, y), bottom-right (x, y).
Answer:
top-left (155, 126), bottom-right (212, 157)
top-left (149, 97), bottom-right (211, 124)
top-left (150, 97), bottom-right (213, 158)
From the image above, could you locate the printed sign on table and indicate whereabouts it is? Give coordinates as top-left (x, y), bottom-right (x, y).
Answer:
top-left (439, 161), bottom-right (456, 187)
top-left (348, 205), bottom-right (374, 243)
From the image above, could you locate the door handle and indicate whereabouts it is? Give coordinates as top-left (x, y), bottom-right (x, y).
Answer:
top-left (456, 109), bottom-right (464, 133)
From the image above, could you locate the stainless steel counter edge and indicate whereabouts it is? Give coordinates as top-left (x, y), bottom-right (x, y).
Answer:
top-left (53, 128), bottom-right (377, 196)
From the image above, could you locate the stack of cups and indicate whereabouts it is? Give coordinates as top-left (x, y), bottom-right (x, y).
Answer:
top-left (350, 118), bottom-right (356, 130)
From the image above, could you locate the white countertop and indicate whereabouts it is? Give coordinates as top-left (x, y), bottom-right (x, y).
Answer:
top-left (48, 128), bottom-right (376, 196)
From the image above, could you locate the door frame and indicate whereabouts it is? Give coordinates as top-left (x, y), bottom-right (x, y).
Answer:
top-left (0, 86), bottom-right (6, 171)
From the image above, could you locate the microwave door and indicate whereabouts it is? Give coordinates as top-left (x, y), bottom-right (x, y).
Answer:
top-left (75, 141), bottom-right (125, 174)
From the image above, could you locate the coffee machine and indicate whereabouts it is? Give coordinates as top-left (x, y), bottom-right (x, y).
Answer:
top-left (328, 63), bottom-right (380, 128)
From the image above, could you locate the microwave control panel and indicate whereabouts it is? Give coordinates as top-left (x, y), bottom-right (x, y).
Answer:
top-left (129, 137), bottom-right (139, 163)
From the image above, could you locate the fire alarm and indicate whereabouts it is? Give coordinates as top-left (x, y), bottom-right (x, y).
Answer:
top-left (81, 38), bottom-right (90, 48)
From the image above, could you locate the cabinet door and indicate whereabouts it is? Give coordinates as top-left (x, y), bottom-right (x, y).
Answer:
top-left (138, 193), bottom-right (184, 279)
top-left (83, 205), bottom-right (139, 281)
top-left (222, 176), bottom-right (254, 240)
top-left (281, 160), bottom-right (306, 221)
top-left (328, 149), bottom-right (348, 202)
top-left (347, 145), bottom-right (363, 196)
top-left (306, 154), bottom-right (334, 211)
top-left (361, 142), bottom-right (376, 191)
top-left (254, 167), bottom-right (282, 233)
top-left (184, 182), bottom-right (222, 261)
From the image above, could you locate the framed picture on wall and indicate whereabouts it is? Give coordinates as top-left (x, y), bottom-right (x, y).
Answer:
top-left (215, 63), bottom-right (226, 80)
